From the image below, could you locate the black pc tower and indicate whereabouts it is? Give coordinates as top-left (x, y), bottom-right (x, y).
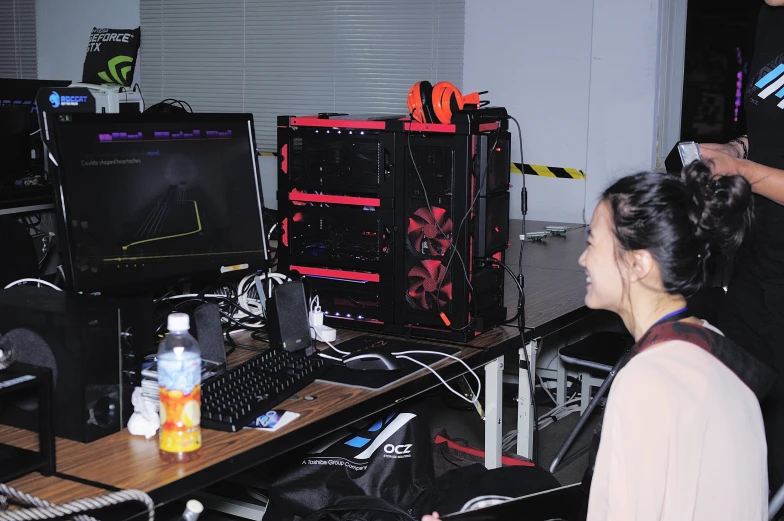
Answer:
top-left (276, 112), bottom-right (510, 342)
top-left (0, 78), bottom-right (71, 185)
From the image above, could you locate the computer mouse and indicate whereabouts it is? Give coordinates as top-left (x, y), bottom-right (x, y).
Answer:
top-left (343, 349), bottom-right (403, 371)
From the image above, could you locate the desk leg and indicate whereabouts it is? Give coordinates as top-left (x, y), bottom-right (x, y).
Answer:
top-left (516, 340), bottom-right (538, 459)
top-left (484, 356), bottom-right (503, 469)
top-left (556, 354), bottom-right (567, 405)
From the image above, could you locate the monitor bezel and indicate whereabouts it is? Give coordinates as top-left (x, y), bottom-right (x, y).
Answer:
top-left (46, 111), bottom-right (269, 295)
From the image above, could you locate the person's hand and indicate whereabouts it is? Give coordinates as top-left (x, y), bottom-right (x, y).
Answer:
top-left (699, 142), bottom-right (741, 159)
top-left (422, 513), bottom-right (441, 521)
top-left (699, 145), bottom-right (745, 177)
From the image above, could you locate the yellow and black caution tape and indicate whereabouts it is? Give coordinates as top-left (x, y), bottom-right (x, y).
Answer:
top-left (512, 162), bottom-right (585, 180)
top-left (259, 151), bottom-right (585, 180)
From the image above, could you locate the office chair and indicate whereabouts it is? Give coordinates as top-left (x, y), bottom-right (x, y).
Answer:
top-left (557, 332), bottom-right (632, 414)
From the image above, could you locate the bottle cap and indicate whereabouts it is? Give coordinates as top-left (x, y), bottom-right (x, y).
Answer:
top-left (186, 500), bottom-right (204, 514)
top-left (167, 313), bottom-right (190, 332)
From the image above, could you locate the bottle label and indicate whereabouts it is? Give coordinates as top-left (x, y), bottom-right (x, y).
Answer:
top-left (158, 356), bottom-right (201, 453)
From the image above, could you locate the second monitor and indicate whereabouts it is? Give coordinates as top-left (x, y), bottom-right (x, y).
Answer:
top-left (46, 112), bottom-right (269, 294)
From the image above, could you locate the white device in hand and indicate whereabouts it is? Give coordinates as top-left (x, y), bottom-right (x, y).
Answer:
top-left (677, 141), bottom-right (702, 166)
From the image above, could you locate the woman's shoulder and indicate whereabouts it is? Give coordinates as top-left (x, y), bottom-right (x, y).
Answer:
top-left (615, 325), bottom-right (749, 404)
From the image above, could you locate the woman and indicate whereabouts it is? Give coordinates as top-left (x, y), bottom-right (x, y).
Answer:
top-left (422, 162), bottom-right (771, 521)
top-left (581, 161), bottom-right (771, 520)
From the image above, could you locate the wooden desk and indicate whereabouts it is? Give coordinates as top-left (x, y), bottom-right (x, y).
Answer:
top-left (4, 220), bottom-right (591, 508)
top-left (4, 329), bottom-right (511, 505)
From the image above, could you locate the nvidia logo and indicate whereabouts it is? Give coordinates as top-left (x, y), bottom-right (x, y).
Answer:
top-left (98, 55), bottom-right (134, 85)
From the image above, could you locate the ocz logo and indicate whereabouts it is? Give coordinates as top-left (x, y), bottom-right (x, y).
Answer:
top-left (384, 444), bottom-right (412, 455)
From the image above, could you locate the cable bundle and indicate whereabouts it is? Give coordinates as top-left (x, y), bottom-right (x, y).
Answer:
top-left (0, 484), bottom-right (154, 521)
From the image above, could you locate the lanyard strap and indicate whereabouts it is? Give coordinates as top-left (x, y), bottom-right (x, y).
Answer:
top-left (654, 306), bottom-right (689, 326)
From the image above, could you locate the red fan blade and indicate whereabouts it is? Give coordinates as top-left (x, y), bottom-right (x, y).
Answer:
top-left (431, 206), bottom-right (447, 223)
top-left (431, 237), bottom-right (451, 255)
top-left (440, 281), bottom-right (453, 301)
top-left (408, 216), bottom-right (424, 234)
top-left (413, 207), bottom-right (435, 225)
top-left (408, 264), bottom-right (430, 280)
top-left (422, 259), bottom-right (443, 281)
top-left (439, 217), bottom-right (453, 235)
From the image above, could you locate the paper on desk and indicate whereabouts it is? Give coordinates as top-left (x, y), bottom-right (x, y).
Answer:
top-left (245, 410), bottom-right (300, 431)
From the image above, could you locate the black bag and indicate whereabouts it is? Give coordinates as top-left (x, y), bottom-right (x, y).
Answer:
top-left (82, 27), bottom-right (141, 87)
top-left (265, 407), bottom-right (434, 521)
top-left (303, 496), bottom-right (416, 521)
top-left (412, 464), bottom-right (561, 517)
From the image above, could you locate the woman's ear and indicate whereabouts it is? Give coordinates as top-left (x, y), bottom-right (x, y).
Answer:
top-left (627, 249), bottom-right (655, 283)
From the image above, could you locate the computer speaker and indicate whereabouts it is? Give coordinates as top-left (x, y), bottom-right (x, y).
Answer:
top-left (266, 280), bottom-right (313, 354)
top-left (193, 303), bottom-right (227, 370)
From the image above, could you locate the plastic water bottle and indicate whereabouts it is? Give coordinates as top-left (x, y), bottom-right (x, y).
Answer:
top-left (158, 313), bottom-right (201, 461)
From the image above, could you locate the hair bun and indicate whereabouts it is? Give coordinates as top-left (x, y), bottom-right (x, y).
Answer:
top-left (681, 160), bottom-right (752, 256)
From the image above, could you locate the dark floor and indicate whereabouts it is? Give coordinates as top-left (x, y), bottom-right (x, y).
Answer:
top-left (422, 377), bottom-right (603, 486)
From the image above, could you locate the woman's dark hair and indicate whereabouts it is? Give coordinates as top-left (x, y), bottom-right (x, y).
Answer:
top-left (602, 160), bottom-right (753, 297)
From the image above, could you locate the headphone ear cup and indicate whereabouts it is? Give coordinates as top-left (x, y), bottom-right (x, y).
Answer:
top-left (407, 81), bottom-right (434, 123)
top-left (419, 81), bottom-right (434, 123)
top-left (432, 81), bottom-right (462, 124)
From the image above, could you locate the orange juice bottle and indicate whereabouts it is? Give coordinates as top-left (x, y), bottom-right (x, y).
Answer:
top-left (158, 313), bottom-right (201, 461)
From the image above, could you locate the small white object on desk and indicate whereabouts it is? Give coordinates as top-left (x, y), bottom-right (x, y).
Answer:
top-left (524, 232), bottom-right (548, 242)
top-left (127, 386), bottom-right (160, 439)
top-left (545, 226), bottom-right (568, 236)
top-left (310, 307), bottom-right (337, 342)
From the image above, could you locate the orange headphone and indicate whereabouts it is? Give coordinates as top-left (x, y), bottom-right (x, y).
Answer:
top-left (407, 81), bottom-right (487, 124)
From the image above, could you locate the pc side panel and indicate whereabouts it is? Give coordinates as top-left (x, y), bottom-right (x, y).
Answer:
top-left (277, 120), bottom-right (396, 331)
top-left (394, 132), bottom-right (474, 336)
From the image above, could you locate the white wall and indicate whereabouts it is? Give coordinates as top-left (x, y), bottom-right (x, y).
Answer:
top-left (465, 0), bottom-right (677, 225)
top-left (464, 0), bottom-right (593, 225)
top-left (36, 0), bottom-right (140, 83)
top-left (584, 0), bottom-right (664, 220)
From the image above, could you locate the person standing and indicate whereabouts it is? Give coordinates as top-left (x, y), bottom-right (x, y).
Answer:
top-left (700, 0), bottom-right (784, 493)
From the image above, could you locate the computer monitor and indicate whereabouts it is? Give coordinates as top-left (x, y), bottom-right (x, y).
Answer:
top-left (0, 78), bottom-right (71, 183)
top-left (47, 112), bottom-right (269, 294)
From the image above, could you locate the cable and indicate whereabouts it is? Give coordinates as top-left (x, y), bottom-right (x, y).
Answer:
top-left (0, 484), bottom-right (154, 521)
top-left (144, 98), bottom-right (192, 114)
top-left (482, 259), bottom-right (524, 301)
top-left (391, 349), bottom-right (481, 405)
top-left (508, 116), bottom-right (526, 286)
top-left (396, 355), bottom-right (478, 404)
top-left (537, 373), bottom-right (558, 407)
top-left (313, 329), bottom-right (349, 355)
top-left (318, 352), bottom-right (342, 362)
top-left (4, 279), bottom-right (61, 291)
top-left (132, 83), bottom-right (145, 111)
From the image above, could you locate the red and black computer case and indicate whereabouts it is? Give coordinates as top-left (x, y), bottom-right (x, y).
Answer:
top-left (276, 111), bottom-right (511, 342)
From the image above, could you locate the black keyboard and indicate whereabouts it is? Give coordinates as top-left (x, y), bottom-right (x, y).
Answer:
top-left (201, 349), bottom-right (329, 432)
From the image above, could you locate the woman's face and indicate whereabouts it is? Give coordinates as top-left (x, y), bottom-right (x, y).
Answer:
top-left (578, 201), bottom-right (626, 312)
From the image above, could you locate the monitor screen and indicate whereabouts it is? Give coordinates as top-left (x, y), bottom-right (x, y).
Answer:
top-left (50, 112), bottom-right (268, 294)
